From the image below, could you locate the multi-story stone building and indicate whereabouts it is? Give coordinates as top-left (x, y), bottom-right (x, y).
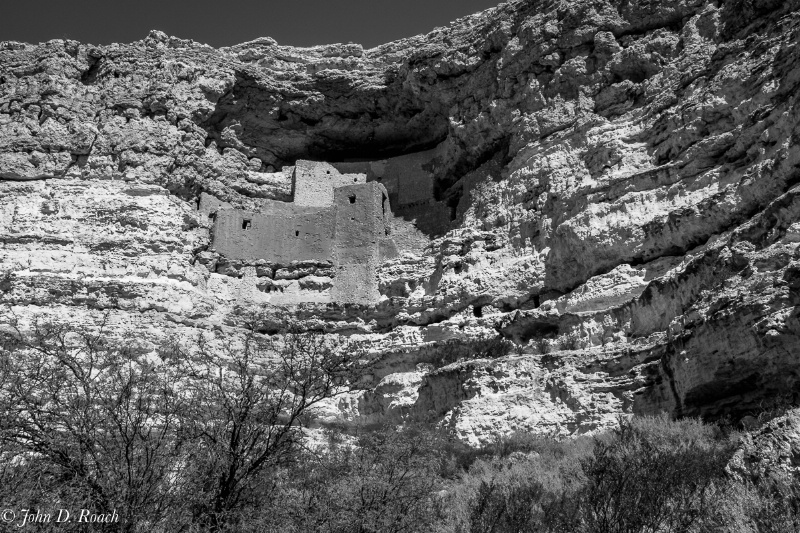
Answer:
top-left (208, 161), bottom-right (397, 304)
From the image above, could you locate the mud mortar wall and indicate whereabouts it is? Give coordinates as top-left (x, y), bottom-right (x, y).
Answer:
top-left (332, 144), bottom-right (443, 209)
top-left (331, 181), bottom-right (397, 303)
top-left (293, 160), bottom-right (366, 207)
top-left (212, 201), bottom-right (334, 263)
top-left (333, 143), bottom-right (452, 236)
top-left (210, 179), bottom-right (395, 304)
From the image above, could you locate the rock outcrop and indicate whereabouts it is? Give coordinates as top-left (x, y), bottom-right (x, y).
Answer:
top-left (2, 0), bottom-right (800, 444)
top-left (729, 407), bottom-right (800, 481)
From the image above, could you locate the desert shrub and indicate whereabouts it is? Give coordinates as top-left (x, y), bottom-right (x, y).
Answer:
top-left (438, 430), bottom-right (585, 479)
top-left (563, 415), bottom-right (738, 533)
top-left (750, 474), bottom-right (800, 533)
top-left (0, 452), bottom-right (101, 531)
top-left (558, 333), bottom-right (582, 351)
top-left (440, 435), bottom-right (592, 533)
top-left (285, 425), bottom-right (446, 533)
top-left (467, 474), bottom-right (545, 533)
top-left (438, 416), bottom-right (740, 533)
top-left (706, 473), bottom-right (800, 533)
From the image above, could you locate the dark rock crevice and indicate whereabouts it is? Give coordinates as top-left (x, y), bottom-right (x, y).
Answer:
top-left (200, 70), bottom-right (452, 170)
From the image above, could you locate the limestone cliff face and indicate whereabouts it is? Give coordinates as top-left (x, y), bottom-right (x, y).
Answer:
top-left (2, 0), bottom-right (800, 444)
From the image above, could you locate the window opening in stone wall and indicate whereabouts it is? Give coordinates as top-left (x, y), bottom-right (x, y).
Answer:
top-left (195, 197), bottom-right (201, 210)
top-left (208, 213), bottom-right (216, 222)
top-left (382, 193), bottom-right (387, 215)
top-left (295, 230), bottom-right (300, 236)
top-left (349, 195), bottom-right (356, 204)
top-left (473, 306), bottom-right (484, 318)
top-left (242, 219), bottom-right (251, 230)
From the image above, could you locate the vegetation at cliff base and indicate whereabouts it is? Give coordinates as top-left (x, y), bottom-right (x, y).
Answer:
top-left (0, 316), bottom-right (798, 532)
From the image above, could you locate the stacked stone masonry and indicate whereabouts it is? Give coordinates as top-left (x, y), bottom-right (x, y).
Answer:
top-left (209, 161), bottom-right (397, 304)
top-left (332, 142), bottom-right (452, 236)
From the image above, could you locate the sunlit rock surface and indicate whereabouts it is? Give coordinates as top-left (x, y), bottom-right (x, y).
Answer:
top-left (2, 0), bottom-right (800, 444)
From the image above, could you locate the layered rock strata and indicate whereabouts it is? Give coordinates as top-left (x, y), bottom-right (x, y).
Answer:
top-left (2, 0), bottom-right (800, 444)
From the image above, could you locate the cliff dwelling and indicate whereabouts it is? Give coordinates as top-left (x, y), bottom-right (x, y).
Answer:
top-left (329, 141), bottom-right (455, 235)
top-left (200, 140), bottom-right (477, 306)
top-left (205, 160), bottom-right (400, 305)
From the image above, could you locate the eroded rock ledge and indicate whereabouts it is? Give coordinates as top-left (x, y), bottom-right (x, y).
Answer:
top-left (2, 0), bottom-right (800, 444)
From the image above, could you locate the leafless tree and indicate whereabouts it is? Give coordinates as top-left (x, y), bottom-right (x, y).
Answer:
top-left (0, 310), bottom-right (368, 532)
top-left (0, 312), bottom-right (189, 532)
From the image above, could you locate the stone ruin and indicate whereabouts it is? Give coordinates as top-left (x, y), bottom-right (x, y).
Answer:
top-left (204, 160), bottom-right (399, 305)
top-left (200, 141), bottom-right (465, 305)
top-left (329, 142), bottom-right (453, 235)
